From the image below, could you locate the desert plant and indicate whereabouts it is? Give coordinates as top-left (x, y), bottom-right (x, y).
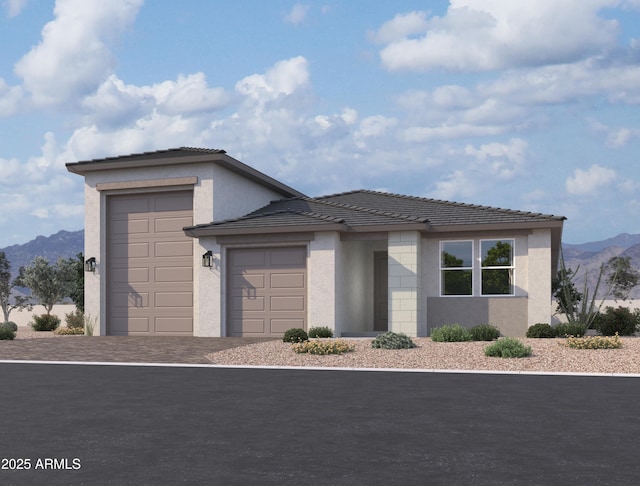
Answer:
top-left (470, 324), bottom-right (500, 341)
top-left (1, 321), bottom-right (18, 333)
top-left (564, 333), bottom-right (622, 349)
top-left (554, 322), bottom-right (586, 337)
top-left (0, 323), bottom-right (16, 340)
top-left (308, 326), bottom-right (334, 338)
top-left (65, 309), bottom-right (85, 329)
top-left (84, 313), bottom-right (96, 336)
top-left (526, 323), bottom-right (557, 338)
top-left (283, 328), bottom-right (309, 343)
top-left (30, 313), bottom-right (61, 331)
top-left (292, 340), bottom-right (355, 355)
top-left (371, 331), bottom-right (417, 349)
top-left (484, 337), bottom-right (532, 358)
top-left (54, 326), bottom-right (85, 335)
top-left (430, 324), bottom-right (473, 342)
top-left (593, 306), bottom-right (638, 336)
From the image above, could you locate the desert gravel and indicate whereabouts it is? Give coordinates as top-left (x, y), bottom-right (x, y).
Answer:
top-left (205, 337), bottom-right (640, 374)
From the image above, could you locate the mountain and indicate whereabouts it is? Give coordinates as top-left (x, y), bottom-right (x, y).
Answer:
top-left (0, 230), bottom-right (84, 278)
top-left (564, 233), bottom-right (640, 253)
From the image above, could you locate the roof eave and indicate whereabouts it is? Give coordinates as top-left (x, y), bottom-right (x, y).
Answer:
top-left (184, 222), bottom-right (349, 238)
top-left (427, 219), bottom-right (565, 233)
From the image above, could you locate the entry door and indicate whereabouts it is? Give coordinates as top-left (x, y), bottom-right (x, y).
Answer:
top-left (373, 251), bottom-right (388, 331)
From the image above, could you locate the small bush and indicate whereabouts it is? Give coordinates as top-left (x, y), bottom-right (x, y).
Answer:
top-left (371, 331), bottom-right (417, 349)
top-left (594, 306), bottom-right (638, 336)
top-left (65, 309), bottom-right (85, 329)
top-left (430, 324), bottom-right (473, 342)
top-left (526, 323), bottom-right (557, 338)
top-left (0, 323), bottom-right (16, 340)
top-left (308, 326), bottom-right (334, 338)
top-left (564, 333), bottom-right (623, 350)
top-left (1, 321), bottom-right (18, 333)
top-left (30, 314), bottom-right (61, 332)
top-left (484, 337), bottom-right (532, 358)
top-left (53, 327), bottom-right (85, 335)
top-left (292, 340), bottom-right (355, 355)
top-left (554, 322), bottom-right (586, 337)
top-left (283, 328), bottom-right (308, 343)
top-left (470, 324), bottom-right (500, 341)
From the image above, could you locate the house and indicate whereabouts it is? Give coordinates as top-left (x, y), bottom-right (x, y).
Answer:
top-left (66, 147), bottom-right (565, 338)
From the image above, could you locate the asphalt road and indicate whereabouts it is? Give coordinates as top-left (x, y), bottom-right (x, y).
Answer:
top-left (1, 363), bottom-right (639, 485)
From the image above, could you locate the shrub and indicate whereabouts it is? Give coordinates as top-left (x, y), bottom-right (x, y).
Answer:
top-left (283, 328), bottom-right (308, 343)
top-left (470, 324), bottom-right (500, 341)
top-left (292, 340), bottom-right (355, 355)
top-left (53, 327), bottom-right (85, 335)
top-left (594, 306), bottom-right (638, 336)
top-left (1, 321), bottom-right (18, 333)
top-left (526, 323), bottom-right (557, 338)
top-left (65, 309), bottom-right (85, 329)
top-left (30, 314), bottom-right (61, 332)
top-left (430, 324), bottom-right (473, 342)
top-left (484, 337), bottom-right (532, 358)
top-left (371, 331), bottom-right (417, 349)
top-left (308, 326), bottom-right (334, 338)
top-left (554, 322), bottom-right (586, 337)
top-left (564, 333), bottom-right (623, 349)
top-left (0, 325), bottom-right (15, 340)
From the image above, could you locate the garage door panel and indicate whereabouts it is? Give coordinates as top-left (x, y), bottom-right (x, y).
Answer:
top-left (155, 318), bottom-right (193, 333)
top-left (111, 219), bottom-right (149, 236)
top-left (155, 216), bottom-right (192, 233)
top-left (228, 247), bottom-right (306, 337)
top-left (110, 197), bottom-right (149, 215)
top-left (111, 291), bottom-right (148, 308)
top-left (111, 242), bottom-right (149, 259)
top-left (111, 268), bottom-right (149, 284)
top-left (155, 241), bottom-right (193, 258)
top-left (270, 273), bottom-right (304, 289)
top-left (154, 193), bottom-right (192, 211)
top-left (155, 266), bottom-right (192, 282)
top-left (110, 317), bottom-right (149, 334)
top-left (155, 292), bottom-right (193, 307)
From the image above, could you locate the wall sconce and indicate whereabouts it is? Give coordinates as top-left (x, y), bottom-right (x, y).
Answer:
top-left (84, 257), bottom-right (96, 272)
top-left (202, 251), bottom-right (213, 268)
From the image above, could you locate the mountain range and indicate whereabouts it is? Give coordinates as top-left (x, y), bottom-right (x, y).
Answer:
top-left (1, 229), bottom-right (639, 299)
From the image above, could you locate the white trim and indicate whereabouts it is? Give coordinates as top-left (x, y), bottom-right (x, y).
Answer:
top-left (480, 238), bottom-right (515, 297)
top-left (439, 240), bottom-right (474, 297)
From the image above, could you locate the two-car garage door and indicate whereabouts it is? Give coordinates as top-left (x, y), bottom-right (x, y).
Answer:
top-left (228, 247), bottom-right (307, 337)
top-left (107, 191), bottom-right (194, 336)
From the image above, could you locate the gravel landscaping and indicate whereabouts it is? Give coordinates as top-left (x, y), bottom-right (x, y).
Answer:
top-left (205, 337), bottom-right (640, 374)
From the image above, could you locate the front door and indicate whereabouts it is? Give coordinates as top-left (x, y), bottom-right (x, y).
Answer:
top-left (373, 251), bottom-right (388, 331)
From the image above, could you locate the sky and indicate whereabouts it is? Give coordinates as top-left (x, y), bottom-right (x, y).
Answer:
top-left (1, 0), bottom-right (640, 247)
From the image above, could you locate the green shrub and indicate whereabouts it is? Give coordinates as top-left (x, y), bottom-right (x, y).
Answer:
top-left (0, 323), bottom-right (16, 340)
top-left (30, 314), bottom-right (61, 332)
top-left (430, 324), bottom-right (473, 342)
top-left (526, 323), bottom-right (557, 338)
top-left (292, 340), bottom-right (355, 355)
top-left (470, 324), bottom-right (500, 341)
top-left (1, 321), bottom-right (18, 333)
top-left (554, 322), bottom-right (586, 337)
top-left (53, 327), bottom-right (85, 335)
top-left (308, 326), bottom-right (334, 338)
top-left (484, 337), bottom-right (532, 358)
top-left (283, 328), bottom-right (309, 343)
top-left (65, 309), bottom-right (85, 329)
top-left (594, 306), bottom-right (638, 336)
top-left (371, 331), bottom-right (417, 349)
top-left (564, 333), bottom-right (623, 349)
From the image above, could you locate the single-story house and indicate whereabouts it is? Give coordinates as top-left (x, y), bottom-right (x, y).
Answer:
top-left (66, 147), bottom-right (565, 338)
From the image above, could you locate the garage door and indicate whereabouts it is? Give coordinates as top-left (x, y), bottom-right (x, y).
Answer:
top-left (228, 247), bottom-right (307, 337)
top-left (107, 191), bottom-right (193, 335)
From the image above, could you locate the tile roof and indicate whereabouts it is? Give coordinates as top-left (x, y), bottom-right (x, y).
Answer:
top-left (185, 189), bottom-right (565, 236)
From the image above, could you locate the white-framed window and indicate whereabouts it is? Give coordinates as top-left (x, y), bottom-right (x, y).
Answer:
top-left (440, 240), bottom-right (473, 296)
top-left (480, 239), bottom-right (515, 296)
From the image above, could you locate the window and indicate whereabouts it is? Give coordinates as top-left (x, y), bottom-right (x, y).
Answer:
top-left (440, 241), bottom-right (473, 295)
top-left (481, 239), bottom-right (514, 295)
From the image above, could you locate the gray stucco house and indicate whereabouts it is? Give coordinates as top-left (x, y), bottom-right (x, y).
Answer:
top-left (66, 147), bottom-right (565, 338)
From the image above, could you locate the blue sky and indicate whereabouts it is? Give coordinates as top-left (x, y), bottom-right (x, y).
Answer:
top-left (1, 0), bottom-right (640, 247)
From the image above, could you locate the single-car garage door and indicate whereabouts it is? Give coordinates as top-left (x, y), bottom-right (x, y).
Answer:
top-left (107, 191), bottom-right (194, 335)
top-left (228, 247), bottom-right (307, 337)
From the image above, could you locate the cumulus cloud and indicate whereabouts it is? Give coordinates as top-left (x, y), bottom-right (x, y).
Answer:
top-left (3, 0), bottom-right (28, 18)
top-left (14, 0), bottom-right (143, 106)
top-left (283, 3), bottom-right (310, 25)
top-left (566, 164), bottom-right (617, 195)
top-left (375, 1), bottom-right (620, 72)
top-left (235, 56), bottom-right (310, 103)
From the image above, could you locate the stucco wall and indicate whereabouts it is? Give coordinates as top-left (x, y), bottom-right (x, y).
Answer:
top-left (526, 229), bottom-right (552, 325)
top-left (11, 305), bottom-right (77, 328)
top-left (308, 233), bottom-right (339, 334)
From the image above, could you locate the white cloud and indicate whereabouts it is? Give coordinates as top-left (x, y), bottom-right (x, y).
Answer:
top-left (376, 1), bottom-right (620, 72)
top-left (14, 0), bottom-right (143, 106)
top-left (235, 56), bottom-right (310, 103)
top-left (566, 164), bottom-right (617, 195)
top-left (283, 3), bottom-right (310, 25)
top-left (3, 0), bottom-right (28, 18)
top-left (465, 138), bottom-right (527, 180)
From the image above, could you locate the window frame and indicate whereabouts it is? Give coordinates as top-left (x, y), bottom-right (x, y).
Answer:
top-left (439, 240), bottom-right (474, 297)
top-left (479, 238), bottom-right (515, 296)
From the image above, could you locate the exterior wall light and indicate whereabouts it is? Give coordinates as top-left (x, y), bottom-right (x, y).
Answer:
top-left (85, 257), bottom-right (96, 272)
top-left (202, 251), bottom-right (213, 268)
